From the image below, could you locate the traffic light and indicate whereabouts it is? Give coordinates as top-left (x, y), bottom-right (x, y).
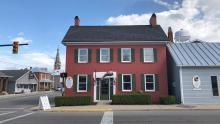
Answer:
top-left (12, 41), bottom-right (19, 54)
top-left (60, 72), bottom-right (67, 78)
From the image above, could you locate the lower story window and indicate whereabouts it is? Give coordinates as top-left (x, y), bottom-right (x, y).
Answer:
top-left (145, 74), bottom-right (155, 91)
top-left (211, 76), bottom-right (219, 96)
top-left (77, 75), bottom-right (87, 92)
top-left (122, 74), bottom-right (132, 91)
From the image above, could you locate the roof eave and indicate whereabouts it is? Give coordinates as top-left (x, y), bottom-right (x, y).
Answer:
top-left (177, 65), bottom-right (220, 68)
top-left (62, 40), bottom-right (169, 46)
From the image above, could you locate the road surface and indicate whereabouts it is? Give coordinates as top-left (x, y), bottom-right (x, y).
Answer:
top-left (0, 92), bottom-right (220, 124)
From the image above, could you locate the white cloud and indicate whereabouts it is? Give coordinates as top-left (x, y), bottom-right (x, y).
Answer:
top-left (153, 0), bottom-right (181, 9)
top-left (18, 32), bottom-right (24, 36)
top-left (11, 32), bottom-right (32, 44)
top-left (0, 52), bottom-right (65, 72)
top-left (106, 0), bottom-right (220, 42)
top-left (11, 37), bottom-right (32, 44)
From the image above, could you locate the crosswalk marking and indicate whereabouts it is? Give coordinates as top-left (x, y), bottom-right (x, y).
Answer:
top-left (100, 112), bottom-right (113, 124)
top-left (0, 111), bottom-right (16, 116)
top-left (0, 112), bottom-right (34, 124)
top-left (0, 108), bottom-right (24, 110)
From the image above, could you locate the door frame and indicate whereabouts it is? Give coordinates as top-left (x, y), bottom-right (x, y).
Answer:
top-left (94, 77), bottom-right (114, 102)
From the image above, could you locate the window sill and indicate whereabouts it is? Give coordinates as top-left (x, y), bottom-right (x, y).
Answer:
top-left (122, 90), bottom-right (132, 92)
top-left (99, 62), bottom-right (111, 64)
top-left (142, 62), bottom-right (156, 64)
top-left (77, 90), bottom-right (87, 93)
top-left (120, 62), bottom-right (134, 64)
top-left (145, 90), bottom-right (155, 92)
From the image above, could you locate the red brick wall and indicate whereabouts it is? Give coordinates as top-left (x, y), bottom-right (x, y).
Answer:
top-left (65, 44), bottom-right (168, 103)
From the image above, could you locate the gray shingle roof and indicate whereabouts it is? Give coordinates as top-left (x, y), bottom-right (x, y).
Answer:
top-left (1, 70), bottom-right (29, 81)
top-left (167, 43), bottom-right (220, 67)
top-left (0, 71), bottom-right (11, 77)
top-left (62, 25), bottom-right (168, 44)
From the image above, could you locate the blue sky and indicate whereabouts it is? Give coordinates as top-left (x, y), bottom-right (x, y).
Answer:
top-left (1, 0), bottom-right (219, 71)
top-left (0, 0), bottom-right (176, 70)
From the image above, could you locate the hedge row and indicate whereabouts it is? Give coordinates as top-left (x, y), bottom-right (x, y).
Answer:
top-left (160, 96), bottom-right (176, 104)
top-left (54, 96), bottom-right (92, 107)
top-left (112, 94), bottom-right (152, 105)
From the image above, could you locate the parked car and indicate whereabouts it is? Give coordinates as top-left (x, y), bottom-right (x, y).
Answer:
top-left (56, 87), bottom-right (61, 91)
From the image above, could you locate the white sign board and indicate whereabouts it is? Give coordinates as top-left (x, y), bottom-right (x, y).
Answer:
top-left (192, 75), bottom-right (201, 90)
top-left (39, 96), bottom-right (51, 111)
top-left (66, 76), bottom-right (73, 89)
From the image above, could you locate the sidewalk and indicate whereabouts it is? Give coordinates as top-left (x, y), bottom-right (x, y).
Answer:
top-left (44, 104), bottom-right (220, 112)
top-left (0, 91), bottom-right (53, 99)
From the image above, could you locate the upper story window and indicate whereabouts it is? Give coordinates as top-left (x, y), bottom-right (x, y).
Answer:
top-left (121, 48), bottom-right (131, 62)
top-left (143, 48), bottom-right (154, 62)
top-left (78, 48), bottom-right (88, 63)
top-left (145, 74), bottom-right (155, 91)
top-left (77, 74), bottom-right (87, 92)
top-left (122, 74), bottom-right (132, 91)
top-left (100, 48), bottom-right (110, 63)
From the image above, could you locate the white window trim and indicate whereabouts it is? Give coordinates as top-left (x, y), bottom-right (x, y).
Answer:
top-left (144, 74), bottom-right (155, 92)
top-left (77, 74), bottom-right (87, 92)
top-left (100, 48), bottom-right (110, 63)
top-left (78, 48), bottom-right (88, 63)
top-left (143, 48), bottom-right (154, 63)
top-left (121, 48), bottom-right (131, 62)
top-left (122, 74), bottom-right (132, 92)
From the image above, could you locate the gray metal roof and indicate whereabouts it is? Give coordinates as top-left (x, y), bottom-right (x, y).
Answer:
top-left (167, 42), bottom-right (220, 67)
top-left (62, 25), bottom-right (169, 45)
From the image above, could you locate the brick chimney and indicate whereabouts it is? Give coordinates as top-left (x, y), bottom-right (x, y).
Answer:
top-left (74, 16), bottom-right (80, 26)
top-left (168, 27), bottom-right (173, 43)
top-left (149, 13), bottom-right (157, 28)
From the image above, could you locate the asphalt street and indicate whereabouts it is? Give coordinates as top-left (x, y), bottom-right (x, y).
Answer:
top-left (1, 92), bottom-right (220, 124)
top-left (1, 110), bottom-right (220, 124)
top-left (0, 91), bottom-right (61, 124)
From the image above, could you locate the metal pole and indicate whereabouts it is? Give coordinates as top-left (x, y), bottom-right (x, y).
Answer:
top-left (0, 43), bottom-right (28, 47)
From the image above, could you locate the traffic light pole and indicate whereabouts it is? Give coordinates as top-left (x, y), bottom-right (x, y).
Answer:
top-left (0, 43), bottom-right (28, 47)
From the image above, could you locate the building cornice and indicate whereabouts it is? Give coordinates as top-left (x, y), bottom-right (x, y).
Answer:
top-left (62, 41), bottom-right (168, 46)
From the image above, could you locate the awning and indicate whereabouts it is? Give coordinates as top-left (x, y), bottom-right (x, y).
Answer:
top-left (93, 71), bottom-right (117, 80)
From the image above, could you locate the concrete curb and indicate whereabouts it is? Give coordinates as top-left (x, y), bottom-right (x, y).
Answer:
top-left (33, 107), bottom-right (220, 112)
top-left (45, 108), bottom-right (113, 112)
top-left (29, 104), bottom-right (220, 112)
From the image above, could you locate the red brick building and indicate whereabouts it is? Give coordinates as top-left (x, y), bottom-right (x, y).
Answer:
top-left (62, 14), bottom-right (169, 103)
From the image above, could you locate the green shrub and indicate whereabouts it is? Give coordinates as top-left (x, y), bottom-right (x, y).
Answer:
top-left (112, 93), bottom-right (151, 105)
top-left (54, 96), bottom-right (92, 107)
top-left (160, 96), bottom-right (176, 105)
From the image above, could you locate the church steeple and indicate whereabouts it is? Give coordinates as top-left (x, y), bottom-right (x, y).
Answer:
top-left (54, 48), bottom-right (61, 70)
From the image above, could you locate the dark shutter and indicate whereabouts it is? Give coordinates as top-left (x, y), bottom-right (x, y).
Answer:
top-left (118, 74), bottom-right (122, 91)
top-left (153, 48), bottom-right (157, 63)
top-left (74, 49), bottom-right (78, 63)
top-left (155, 74), bottom-right (159, 91)
top-left (73, 75), bottom-right (78, 92)
top-left (140, 48), bottom-right (144, 62)
top-left (88, 49), bottom-right (92, 63)
top-left (87, 75), bottom-right (91, 92)
top-left (96, 49), bottom-right (100, 63)
top-left (118, 48), bottom-right (121, 62)
top-left (131, 48), bottom-right (135, 62)
top-left (141, 74), bottom-right (145, 92)
top-left (132, 74), bottom-right (136, 92)
top-left (110, 48), bottom-right (113, 62)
